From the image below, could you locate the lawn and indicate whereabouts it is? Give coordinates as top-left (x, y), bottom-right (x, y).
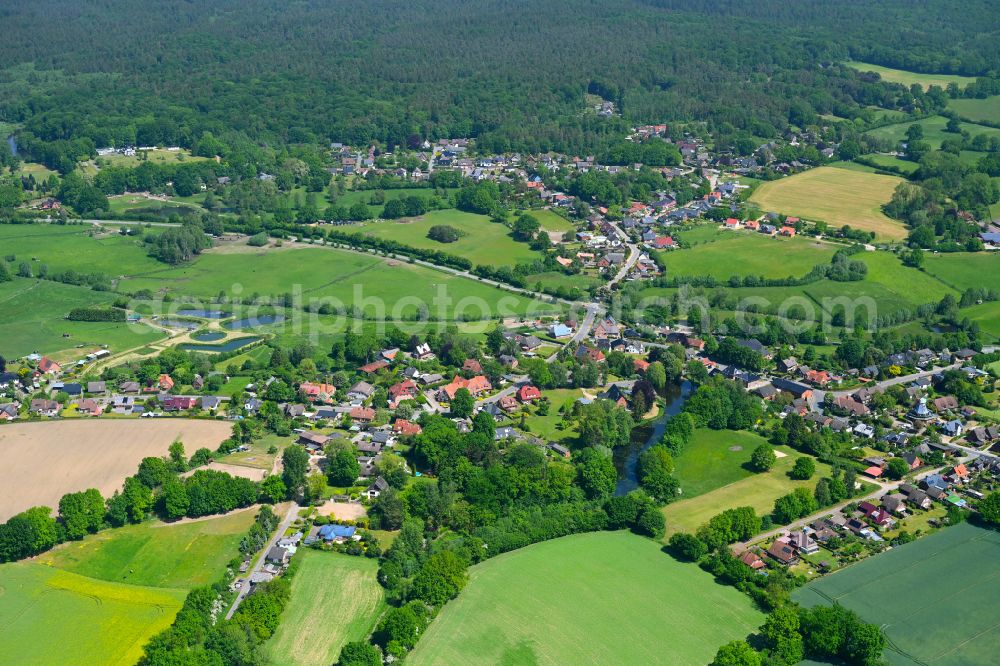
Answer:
top-left (528, 208), bottom-right (576, 233)
top-left (265, 551), bottom-right (385, 666)
top-left (794, 522), bottom-right (1000, 665)
top-left (959, 301), bottom-right (1000, 342)
top-left (521, 388), bottom-right (586, 443)
top-left (409, 531), bottom-right (764, 665)
top-left (673, 429), bottom-right (772, 499)
top-left (922, 252), bottom-right (1000, 293)
top-left (845, 62), bottom-right (976, 90)
top-left (120, 246), bottom-right (559, 319)
top-left (864, 115), bottom-right (1000, 151)
top-left (662, 232), bottom-right (839, 280)
top-left (857, 251), bottom-right (956, 303)
top-left (0, 278), bottom-right (166, 358)
top-left (947, 95), bottom-right (1000, 124)
top-left (662, 445), bottom-right (831, 537)
top-left (352, 209), bottom-right (541, 267)
top-left (38, 509), bottom-right (256, 588)
top-left (0, 563), bottom-right (187, 666)
top-left (749, 167), bottom-right (906, 240)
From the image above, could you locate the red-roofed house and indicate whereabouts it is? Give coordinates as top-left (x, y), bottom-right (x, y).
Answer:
top-left (634, 358), bottom-right (650, 373)
top-left (745, 220), bottom-right (760, 231)
top-left (350, 406), bottom-right (376, 423)
top-left (805, 370), bottom-right (830, 386)
top-left (724, 217), bottom-right (740, 228)
top-left (779, 226), bottom-right (796, 237)
top-left (462, 359), bottom-right (483, 374)
top-left (393, 419), bottom-right (422, 437)
top-left (438, 375), bottom-right (492, 400)
top-left (388, 380), bottom-right (418, 405)
top-left (518, 385), bottom-right (542, 403)
top-left (653, 236), bottom-right (676, 249)
top-left (739, 550), bottom-right (766, 570)
top-left (38, 357), bottom-right (61, 375)
top-left (863, 466), bottom-right (883, 479)
top-left (499, 395), bottom-right (519, 412)
top-left (158, 374), bottom-right (175, 391)
top-left (359, 360), bottom-right (389, 374)
top-left (300, 382), bottom-right (336, 403)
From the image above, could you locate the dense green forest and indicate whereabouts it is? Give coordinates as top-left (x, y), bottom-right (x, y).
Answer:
top-left (0, 0), bottom-right (997, 166)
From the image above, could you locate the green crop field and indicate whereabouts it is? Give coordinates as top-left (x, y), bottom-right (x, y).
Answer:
top-left (864, 115), bottom-right (1000, 151)
top-left (0, 511), bottom-right (255, 665)
top-left (0, 278), bottom-right (166, 359)
top-left (749, 167), bottom-right (906, 240)
top-left (409, 531), bottom-right (763, 665)
top-left (120, 246), bottom-right (560, 319)
top-left (794, 522), bottom-right (1000, 665)
top-left (662, 232), bottom-right (838, 280)
top-left (948, 95), bottom-right (1000, 124)
top-left (352, 209), bottom-right (541, 267)
top-left (663, 446), bottom-right (831, 537)
top-left (266, 551), bottom-right (385, 666)
top-left (38, 509), bottom-right (256, 588)
top-left (845, 62), bottom-right (976, 90)
top-left (674, 428), bottom-right (773, 498)
top-left (922, 252), bottom-right (1000, 293)
top-left (0, 563), bottom-right (187, 666)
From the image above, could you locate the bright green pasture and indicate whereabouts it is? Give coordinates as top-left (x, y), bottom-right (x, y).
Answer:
top-left (0, 223), bottom-right (165, 277)
top-left (528, 208), bottom-right (576, 233)
top-left (947, 95), bottom-right (1000, 124)
top-left (864, 115), bottom-right (1000, 150)
top-left (352, 209), bottom-right (541, 267)
top-left (845, 62), bottom-right (976, 90)
top-left (661, 232), bottom-right (838, 280)
top-left (673, 428), bottom-right (771, 499)
top-left (266, 551), bottom-right (385, 666)
top-left (0, 278), bottom-right (165, 358)
top-left (38, 509), bottom-right (256, 589)
top-left (922, 252), bottom-right (1000, 293)
top-left (409, 531), bottom-right (764, 666)
top-left (0, 562), bottom-right (186, 665)
top-left (794, 522), bottom-right (1000, 666)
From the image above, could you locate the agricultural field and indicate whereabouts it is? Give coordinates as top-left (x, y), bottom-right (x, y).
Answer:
top-left (662, 231), bottom-right (839, 280)
top-left (38, 509), bottom-right (256, 588)
top-left (523, 270), bottom-right (601, 294)
top-left (0, 223), bottom-right (165, 277)
top-left (845, 62), bottom-right (976, 90)
top-left (947, 95), bottom-right (1000, 124)
top-left (0, 278), bottom-right (166, 359)
top-left (0, 563), bottom-right (187, 665)
top-left (352, 209), bottom-right (541, 267)
top-left (265, 551), bottom-right (385, 666)
top-left (864, 115), bottom-right (1000, 151)
top-left (748, 167), bottom-right (906, 240)
top-left (794, 522), bottom-right (1000, 665)
top-left (120, 245), bottom-right (559, 319)
top-left (922, 252), bottom-right (1000, 293)
top-left (0, 419), bottom-right (232, 521)
top-left (409, 531), bottom-right (763, 665)
top-left (959, 301), bottom-right (1000, 341)
top-left (673, 429), bottom-right (772, 499)
top-left (662, 445), bottom-right (832, 537)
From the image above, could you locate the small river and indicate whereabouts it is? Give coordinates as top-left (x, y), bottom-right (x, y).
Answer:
top-left (614, 380), bottom-right (693, 496)
top-left (6, 135), bottom-right (16, 156)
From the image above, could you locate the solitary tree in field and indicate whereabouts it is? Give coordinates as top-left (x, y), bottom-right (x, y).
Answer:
top-left (750, 443), bottom-right (777, 472)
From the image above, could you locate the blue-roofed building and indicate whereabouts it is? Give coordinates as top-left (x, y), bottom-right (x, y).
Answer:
top-left (922, 474), bottom-right (949, 492)
top-left (549, 324), bottom-right (573, 338)
top-left (317, 524), bottom-right (357, 542)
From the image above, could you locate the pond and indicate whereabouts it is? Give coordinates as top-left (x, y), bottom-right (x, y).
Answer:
top-left (614, 380), bottom-right (693, 496)
top-left (158, 319), bottom-right (200, 330)
top-left (224, 314), bottom-right (285, 330)
top-left (177, 337), bottom-right (261, 353)
top-left (176, 309), bottom-right (228, 319)
top-left (191, 331), bottom-right (226, 342)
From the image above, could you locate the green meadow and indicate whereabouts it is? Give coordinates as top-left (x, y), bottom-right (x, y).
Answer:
top-left (0, 223), bottom-right (165, 277)
top-left (673, 428), bottom-right (772, 499)
top-left (352, 209), bottom-right (541, 267)
top-left (845, 62), bottom-right (976, 90)
top-left (947, 95), bottom-right (1000, 124)
top-left (410, 531), bottom-right (763, 665)
top-left (922, 252), bottom-right (1000, 293)
top-left (864, 115), bottom-right (1000, 150)
top-left (662, 231), bottom-right (839, 280)
top-left (528, 208), bottom-right (576, 233)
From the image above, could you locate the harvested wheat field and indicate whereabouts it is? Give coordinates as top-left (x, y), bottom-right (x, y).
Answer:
top-left (0, 419), bottom-right (232, 520)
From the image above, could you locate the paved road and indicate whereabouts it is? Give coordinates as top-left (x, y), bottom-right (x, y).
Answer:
top-left (738, 464), bottom-right (950, 549)
top-left (226, 502), bottom-right (299, 620)
top-left (423, 389), bottom-right (445, 414)
top-left (546, 303), bottom-right (600, 363)
top-left (604, 221), bottom-right (640, 289)
top-left (476, 374), bottom-right (529, 406)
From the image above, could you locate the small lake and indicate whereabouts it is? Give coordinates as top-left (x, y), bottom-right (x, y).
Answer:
top-left (177, 337), bottom-right (261, 353)
top-left (159, 319), bottom-right (200, 330)
top-left (224, 314), bottom-right (285, 330)
top-left (177, 309), bottom-right (228, 319)
top-left (615, 380), bottom-right (693, 496)
top-left (191, 331), bottom-right (226, 342)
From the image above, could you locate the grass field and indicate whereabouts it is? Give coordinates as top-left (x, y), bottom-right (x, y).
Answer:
top-left (947, 95), bottom-right (1000, 124)
top-left (663, 231), bottom-right (838, 280)
top-left (662, 445), bottom-right (831, 537)
top-left (528, 208), bottom-right (576, 233)
top-left (749, 167), bottom-right (906, 240)
top-left (959, 301), bottom-right (1000, 341)
top-left (38, 509), bottom-right (255, 588)
top-left (120, 246), bottom-right (558, 319)
top-left (864, 115), bottom-right (1000, 151)
top-left (409, 531), bottom-right (763, 665)
top-left (0, 278), bottom-right (166, 358)
top-left (0, 419), bottom-right (232, 521)
top-left (0, 223), bottom-right (165, 277)
top-left (845, 62), bottom-right (976, 90)
top-left (855, 154), bottom-right (920, 175)
top-left (673, 429), bottom-right (772, 498)
top-left (266, 551), bottom-right (385, 666)
top-left (0, 562), bottom-right (187, 665)
top-left (794, 522), bottom-right (1000, 665)
top-left (521, 388), bottom-right (586, 443)
top-left (352, 209), bottom-right (541, 267)
top-left (922, 252), bottom-right (1000, 293)
top-left (80, 148), bottom-right (208, 177)
top-left (108, 193), bottom-right (202, 218)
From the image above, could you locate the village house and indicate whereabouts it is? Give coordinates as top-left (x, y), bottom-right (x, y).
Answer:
top-left (347, 381), bottom-right (375, 402)
top-left (438, 375), bottom-right (492, 401)
top-left (38, 357), bottom-right (61, 375)
top-left (0, 403), bottom-right (20, 420)
top-left (30, 399), bottom-right (60, 416)
top-left (393, 419), bottom-right (422, 437)
top-left (300, 382), bottom-right (337, 403)
top-left (518, 385), bottom-right (542, 403)
top-left (350, 406), bottom-right (376, 423)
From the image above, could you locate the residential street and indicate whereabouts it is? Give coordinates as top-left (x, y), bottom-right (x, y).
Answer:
top-left (820, 363), bottom-right (961, 402)
top-left (225, 501), bottom-right (299, 620)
